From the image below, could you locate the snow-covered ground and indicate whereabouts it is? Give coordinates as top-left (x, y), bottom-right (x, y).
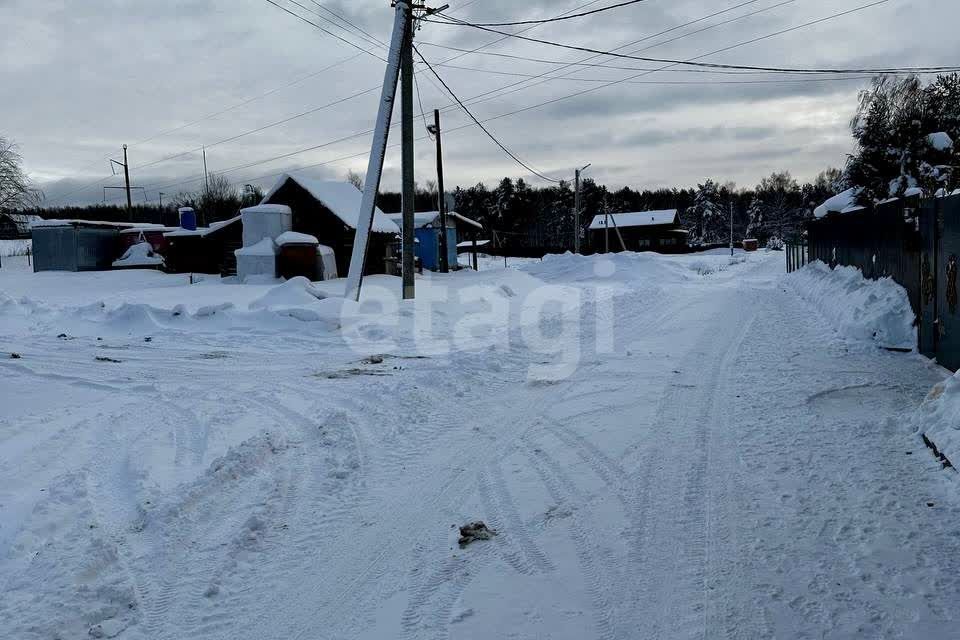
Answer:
top-left (2, 250), bottom-right (959, 640)
top-left (0, 239), bottom-right (31, 257)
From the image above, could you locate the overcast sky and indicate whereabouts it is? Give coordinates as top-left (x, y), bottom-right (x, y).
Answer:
top-left (3, 0), bottom-right (956, 207)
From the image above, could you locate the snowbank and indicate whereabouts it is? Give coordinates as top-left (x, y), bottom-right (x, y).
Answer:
top-left (786, 261), bottom-right (916, 350)
top-left (911, 373), bottom-right (960, 466)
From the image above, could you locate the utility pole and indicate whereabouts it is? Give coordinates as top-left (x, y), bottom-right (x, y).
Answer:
top-left (159, 192), bottom-right (165, 208)
top-left (729, 200), bottom-right (734, 257)
top-left (400, 1), bottom-right (416, 300)
top-left (344, 0), bottom-right (447, 302)
top-left (573, 163), bottom-right (590, 253)
top-left (123, 145), bottom-right (132, 212)
top-left (109, 145), bottom-right (133, 220)
top-left (574, 169), bottom-right (581, 254)
top-left (604, 196), bottom-right (610, 254)
top-left (202, 146), bottom-right (210, 195)
top-left (430, 109), bottom-right (449, 273)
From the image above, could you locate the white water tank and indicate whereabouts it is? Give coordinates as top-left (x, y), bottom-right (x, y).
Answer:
top-left (240, 204), bottom-right (292, 248)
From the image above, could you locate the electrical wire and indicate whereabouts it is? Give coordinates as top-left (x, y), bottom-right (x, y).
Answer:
top-left (446, 0), bottom-right (648, 27)
top-left (264, 0), bottom-right (387, 61)
top-left (428, 1), bottom-right (960, 75)
top-left (413, 44), bottom-right (560, 183)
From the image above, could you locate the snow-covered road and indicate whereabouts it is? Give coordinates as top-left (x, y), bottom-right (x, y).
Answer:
top-left (2, 251), bottom-right (959, 639)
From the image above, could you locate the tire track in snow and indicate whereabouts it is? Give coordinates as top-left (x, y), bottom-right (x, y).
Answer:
top-left (522, 444), bottom-right (616, 640)
top-left (185, 392), bottom-right (366, 639)
top-left (642, 296), bottom-right (758, 640)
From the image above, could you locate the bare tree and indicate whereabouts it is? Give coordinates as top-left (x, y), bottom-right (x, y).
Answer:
top-left (346, 169), bottom-right (364, 191)
top-left (0, 137), bottom-right (43, 209)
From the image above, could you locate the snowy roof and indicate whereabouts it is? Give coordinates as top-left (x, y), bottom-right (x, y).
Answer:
top-left (588, 210), bottom-right (678, 230)
top-left (164, 215), bottom-right (241, 238)
top-left (813, 188), bottom-right (863, 219)
top-left (386, 211), bottom-right (483, 230)
top-left (276, 231), bottom-right (319, 246)
top-left (119, 226), bottom-right (180, 235)
top-left (928, 131), bottom-right (954, 151)
top-left (457, 239), bottom-right (491, 248)
top-left (261, 175), bottom-right (399, 234)
top-left (1, 213), bottom-right (43, 233)
top-left (31, 219), bottom-right (164, 230)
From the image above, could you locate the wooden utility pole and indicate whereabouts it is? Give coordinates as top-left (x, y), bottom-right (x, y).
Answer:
top-left (109, 145), bottom-right (133, 220)
top-left (122, 145), bottom-right (132, 212)
top-left (400, 2), bottom-right (416, 299)
top-left (431, 109), bottom-right (449, 273)
top-left (729, 200), bottom-right (734, 257)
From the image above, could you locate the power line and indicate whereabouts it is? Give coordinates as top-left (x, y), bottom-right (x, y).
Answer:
top-left (413, 44), bottom-right (560, 183)
top-left (264, 0), bottom-right (387, 61)
top-left (448, 0), bottom-right (648, 27)
top-left (429, 1), bottom-right (960, 75)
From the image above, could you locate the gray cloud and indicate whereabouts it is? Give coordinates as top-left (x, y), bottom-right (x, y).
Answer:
top-left (3, 0), bottom-right (956, 206)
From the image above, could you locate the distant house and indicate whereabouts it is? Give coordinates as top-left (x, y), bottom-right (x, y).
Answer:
top-left (386, 211), bottom-right (483, 271)
top-left (0, 213), bottom-right (43, 239)
top-left (260, 174), bottom-right (400, 276)
top-left (589, 210), bottom-right (688, 254)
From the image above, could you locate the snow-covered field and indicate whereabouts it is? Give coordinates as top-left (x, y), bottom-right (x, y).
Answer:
top-left (2, 250), bottom-right (959, 640)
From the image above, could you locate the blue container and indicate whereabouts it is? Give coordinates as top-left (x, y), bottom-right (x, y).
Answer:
top-left (178, 207), bottom-right (197, 231)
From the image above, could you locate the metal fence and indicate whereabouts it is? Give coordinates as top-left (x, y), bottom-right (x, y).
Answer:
top-left (805, 193), bottom-right (960, 368)
top-left (785, 242), bottom-right (808, 273)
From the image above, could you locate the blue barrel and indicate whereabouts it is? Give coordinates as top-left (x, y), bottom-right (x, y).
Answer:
top-left (178, 207), bottom-right (197, 231)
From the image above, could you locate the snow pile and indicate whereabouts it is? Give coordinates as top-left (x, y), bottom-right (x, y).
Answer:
top-left (786, 261), bottom-right (916, 350)
top-left (112, 242), bottom-right (164, 268)
top-left (249, 277), bottom-right (327, 310)
top-left (911, 373), bottom-right (960, 467)
top-left (928, 131), bottom-right (954, 151)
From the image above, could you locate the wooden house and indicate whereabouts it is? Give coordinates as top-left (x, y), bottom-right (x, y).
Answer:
top-left (260, 175), bottom-right (400, 276)
top-left (589, 210), bottom-right (689, 254)
top-left (0, 213), bottom-right (43, 239)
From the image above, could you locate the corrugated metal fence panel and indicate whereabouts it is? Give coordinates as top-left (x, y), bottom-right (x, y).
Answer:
top-left (918, 199), bottom-right (938, 358)
top-left (76, 228), bottom-right (119, 271)
top-left (32, 227), bottom-right (79, 272)
top-left (936, 196), bottom-right (960, 371)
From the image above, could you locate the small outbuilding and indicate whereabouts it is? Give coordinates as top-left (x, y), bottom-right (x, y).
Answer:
top-left (589, 210), bottom-right (689, 254)
top-left (163, 216), bottom-right (243, 276)
top-left (31, 219), bottom-right (163, 272)
top-left (386, 211), bottom-right (483, 271)
top-left (260, 175), bottom-right (400, 276)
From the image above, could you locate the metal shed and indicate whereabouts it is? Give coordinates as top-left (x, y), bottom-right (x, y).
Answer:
top-left (31, 220), bottom-right (134, 272)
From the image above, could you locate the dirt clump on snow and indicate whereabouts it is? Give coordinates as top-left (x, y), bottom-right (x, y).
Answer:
top-left (458, 521), bottom-right (497, 548)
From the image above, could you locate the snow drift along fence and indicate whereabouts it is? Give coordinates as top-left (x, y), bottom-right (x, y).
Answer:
top-left (805, 193), bottom-right (960, 370)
